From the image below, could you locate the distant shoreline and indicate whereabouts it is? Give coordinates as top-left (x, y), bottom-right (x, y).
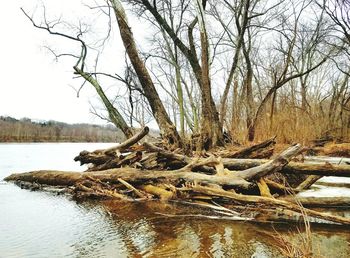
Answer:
top-left (0, 116), bottom-right (124, 143)
top-left (0, 139), bottom-right (117, 143)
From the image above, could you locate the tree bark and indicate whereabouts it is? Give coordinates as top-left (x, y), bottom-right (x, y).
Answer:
top-left (222, 137), bottom-right (276, 158)
top-left (196, 0), bottom-right (223, 149)
top-left (4, 168), bottom-right (252, 189)
top-left (234, 144), bottom-right (301, 180)
top-left (110, 0), bottom-right (181, 146)
top-left (141, 0), bottom-right (223, 149)
top-left (278, 196), bottom-right (350, 207)
top-left (223, 159), bottom-right (350, 177)
top-left (188, 185), bottom-right (350, 225)
top-left (74, 67), bottom-right (133, 138)
top-left (74, 127), bottom-right (149, 165)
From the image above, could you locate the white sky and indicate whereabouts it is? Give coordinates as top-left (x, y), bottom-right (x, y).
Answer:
top-left (0, 1), bottom-right (131, 125)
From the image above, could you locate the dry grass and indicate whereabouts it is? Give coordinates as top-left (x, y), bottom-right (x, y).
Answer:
top-left (228, 97), bottom-right (350, 145)
top-left (273, 194), bottom-right (324, 258)
top-left (321, 143), bottom-right (350, 157)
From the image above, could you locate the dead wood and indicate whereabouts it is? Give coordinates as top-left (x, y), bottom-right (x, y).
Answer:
top-left (118, 178), bottom-right (148, 199)
top-left (4, 168), bottom-right (253, 189)
top-left (223, 159), bottom-right (350, 177)
top-left (257, 178), bottom-right (273, 197)
top-left (140, 184), bottom-right (174, 200)
top-left (264, 178), bottom-right (300, 194)
top-left (143, 142), bottom-right (215, 173)
top-left (74, 127), bottom-right (149, 166)
top-left (143, 142), bottom-right (191, 164)
top-left (278, 196), bottom-right (350, 207)
top-left (307, 143), bottom-right (350, 157)
top-left (5, 141), bottom-right (350, 226)
top-left (296, 175), bottom-right (323, 190)
top-left (234, 144), bottom-right (302, 180)
top-left (222, 136), bottom-right (276, 158)
top-left (103, 127), bottom-right (149, 155)
top-left (184, 185), bottom-right (350, 225)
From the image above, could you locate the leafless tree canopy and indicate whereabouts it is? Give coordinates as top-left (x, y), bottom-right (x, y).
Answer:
top-left (22, 0), bottom-right (350, 148)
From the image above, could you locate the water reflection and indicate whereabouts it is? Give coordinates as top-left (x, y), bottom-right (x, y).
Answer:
top-left (1, 143), bottom-right (350, 257)
top-left (95, 200), bottom-right (350, 258)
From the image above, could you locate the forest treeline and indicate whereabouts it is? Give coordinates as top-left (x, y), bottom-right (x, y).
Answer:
top-left (0, 116), bottom-right (123, 142)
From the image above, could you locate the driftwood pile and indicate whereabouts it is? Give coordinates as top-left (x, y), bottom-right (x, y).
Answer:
top-left (4, 127), bottom-right (350, 225)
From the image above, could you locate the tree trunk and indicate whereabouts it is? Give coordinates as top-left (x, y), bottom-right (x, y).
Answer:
top-left (223, 158), bottom-right (350, 177)
top-left (110, 0), bottom-right (181, 146)
top-left (196, 0), bottom-right (223, 149)
top-left (4, 168), bottom-right (252, 189)
top-left (74, 67), bottom-right (133, 138)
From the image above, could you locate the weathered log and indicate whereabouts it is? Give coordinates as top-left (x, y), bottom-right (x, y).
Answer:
top-left (264, 179), bottom-right (300, 194)
top-left (304, 156), bottom-right (350, 165)
top-left (223, 136), bottom-right (276, 158)
top-left (248, 147), bottom-right (274, 159)
top-left (143, 142), bottom-right (191, 164)
top-left (234, 144), bottom-right (302, 180)
top-left (140, 184), bottom-right (174, 200)
top-left (257, 178), bottom-right (272, 197)
top-left (143, 142), bottom-right (215, 173)
top-left (103, 127), bottom-right (149, 155)
top-left (4, 168), bottom-right (253, 189)
top-left (143, 143), bottom-right (302, 181)
top-left (315, 181), bottom-right (350, 188)
top-left (118, 178), bottom-right (148, 199)
top-left (88, 151), bottom-right (143, 171)
top-left (223, 159), bottom-right (350, 177)
top-left (308, 143), bottom-right (350, 157)
top-left (74, 127), bottom-right (149, 166)
top-left (282, 162), bottom-right (350, 177)
top-left (185, 185), bottom-right (350, 225)
top-left (278, 196), bottom-right (350, 207)
top-left (296, 175), bottom-right (323, 190)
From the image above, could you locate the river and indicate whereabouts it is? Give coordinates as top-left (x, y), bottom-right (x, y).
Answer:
top-left (0, 143), bottom-right (349, 257)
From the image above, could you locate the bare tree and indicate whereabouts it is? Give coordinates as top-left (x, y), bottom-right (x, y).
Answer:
top-left (21, 6), bottom-right (134, 138)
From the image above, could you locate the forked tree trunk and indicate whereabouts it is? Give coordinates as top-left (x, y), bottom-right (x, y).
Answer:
top-left (196, 0), bottom-right (223, 149)
top-left (110, 0), bottom-right (181, 146)
top-left (141, 0), bottom-right (223, 149)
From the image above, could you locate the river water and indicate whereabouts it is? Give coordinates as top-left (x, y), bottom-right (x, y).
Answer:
top-left (0, 143), bottom-right (349, 257)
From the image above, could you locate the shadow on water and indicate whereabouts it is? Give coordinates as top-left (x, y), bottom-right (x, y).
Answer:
top-left (76, 199), bottom-right (350, 258)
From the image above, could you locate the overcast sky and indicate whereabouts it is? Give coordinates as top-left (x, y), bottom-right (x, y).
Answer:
top-left (0, 1), bottom-right (132, 125)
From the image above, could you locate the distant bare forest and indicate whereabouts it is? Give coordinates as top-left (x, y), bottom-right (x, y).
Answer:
top-left (0, 116), bottom-right (123, 142)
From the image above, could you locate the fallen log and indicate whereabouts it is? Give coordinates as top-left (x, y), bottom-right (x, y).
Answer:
top-left (264, 179), bottom-right (300, 194)
top-left (4, 168), bottom-right (253, 189)
top-left (308, 143), bottom-right (350, 158)
top-left (103, 126), bottom-right (149, 155)
top-left (296, 175), bottom-right (323, 190)
top-left (315, 181), bottom-right (350, 188)
top-left (234, 144), bottom-right (302, 180)
top-left (74, 127), bottom-right (149, 166)
top-left (143, 142), bottom-right (215, 173)
top-left (282, 162), bottom-right (350, 177)
top-left (143, 142), bottom-right (191, 164)
top-left (223, 159), bottom-right (350, 177)
top-left (222, 136), bottom-right (276, 158)
top-left (184, 185), bottom-right (350, 225)
top-left (278, 196), bottom-right (350, 207)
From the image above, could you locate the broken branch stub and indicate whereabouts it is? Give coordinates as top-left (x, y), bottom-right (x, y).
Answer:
top-left (234, 144), bottom-right (302, 181)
